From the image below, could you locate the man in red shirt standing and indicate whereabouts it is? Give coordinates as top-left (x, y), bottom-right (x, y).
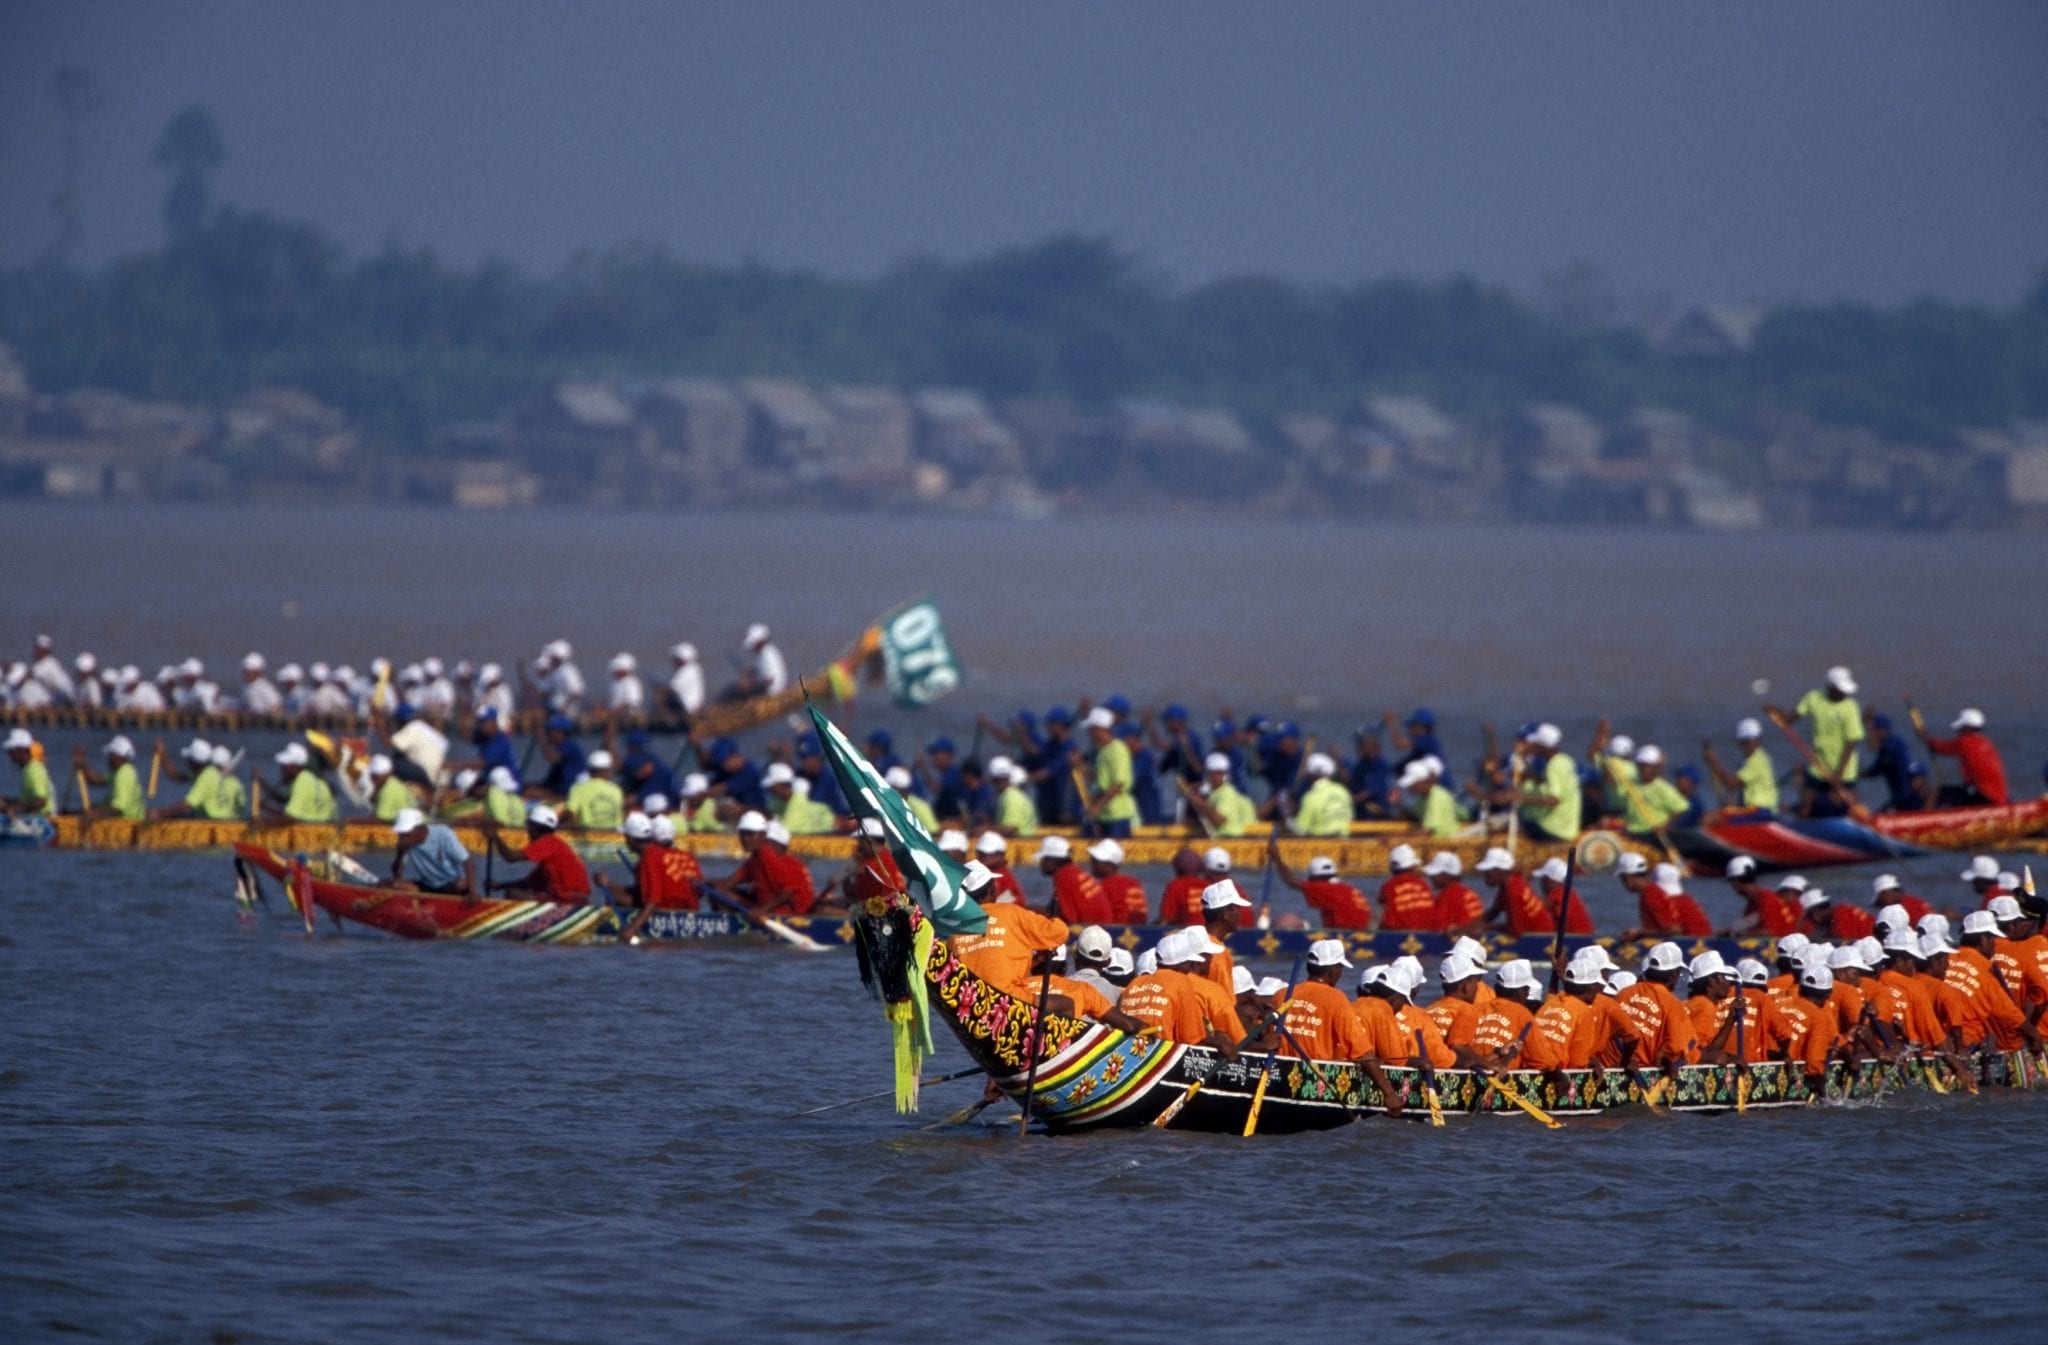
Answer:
top-left (482, 802), bottom-right (593, 902)
top-left (1918, 707), bottom-right (2008, 807)
top-left (1036, 836), bottom-right (1113, 924)
top-left (1378, 844), bottom-right (1441, 931)
top-left (1268, 844), bottom-right (1374, 928)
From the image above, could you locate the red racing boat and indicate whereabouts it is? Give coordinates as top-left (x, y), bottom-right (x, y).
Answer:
top-left (1671, 797), bottom-right (2048, 875)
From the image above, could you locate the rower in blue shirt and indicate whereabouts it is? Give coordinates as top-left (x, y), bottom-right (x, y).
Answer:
top-left (618, 730), bottom-right (674, 804)
top-left (1151, 703), bottom-right (1205, 784)
top-left (1119, 720), bottom-right (1164, 825)
top-left (794, 732), bottom-right (848, 816)
top-left (863, 729), bottom-right (908, 786)
top-left (1208, 719), bottom-right (1251, 794)
top-left (538, 714), bottom-right (587, 798)
top-left (470, 710), bottom-right (522, 787)
top-left (1027, 707), bottom-right (1077, 825)
top-left (1257, 720), bottom-right (1305, 801)
top-left (705, 735), bottom-right (767, 812)
top-left (1386, 707), bottom-right (1454, 790)
top-left (1348, 726), bottom-right (1391, 819)
top-left (1865, 715), bottom-right (1928, 812)
top-left (924, 736), bottom-right (965, 814)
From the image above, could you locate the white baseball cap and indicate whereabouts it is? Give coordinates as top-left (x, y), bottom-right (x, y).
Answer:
top-left (1881, 929), bottom-right (1921, 956)
top-left (1872, 873), bottom-right (1901, 895)
top-left (1777, 874), bottom-right (1810, 893)
top-left (884, 767), bottom-right (914, 791)
top-left (1494, 959), bottom-right (1536, 990)
top-left (1306, 937), bottom-right (1352, 968)
top-left (959, 861), bottom-right (995, 896)
top-left (1829, 945), bottom-right (1871, 972)
top-left (1688, 950), bottom-right (1731, 980)
top-left (1919, 931), bottom-right (1956, 959)
top-left (1605, 971), bottom-right (1638, 996)
top-left (1396, 760), bottom-right (1434, 790)
top-left (1532, 723), bottom-right (1562, 749)
top-left (1082, 707), bottom-right (1115, 730)
top-left (274, 743), bottom-right (309, 766)
top-left (650, 815), bottom-right (676, 844)
top-left (641, 793), bottom-right (670, 815)
top-left (1876, 902), bottom-right (1909, 932)
top-left (1422, 851), bottom-right (1461, 877)
top-left (241, 651), bottom-right (265, 671)
top-left (1633, 744), bottom-right (1663, 766)
top-left (1825, 665), bottom-right (1857, 695)
top-left (1307, 856), bottom-right (1338, 879)
top-left (1855, 936), bottom-right (1887, 964)
top-left (736, 810), bottom-right (769, 833)
top-left (671, 642), bottom-right (696, 662)
top-left (1159, 926), bottom-right (1224, 965)
top-left (587, 750), bottom-right (614, 772)
top-left (1203, 847), bottom-right (1231, 873)
top-left (1085, 838), bottom-right (1123, 865)
top-left (1535, 857), bottom-right (1568, 884)
top-left (1725, 856), bottom-right (1758, 879)
top-left (681, 773), bottom-right (710, 796)
top-left (1255, 976), bottom-right (1287, 998)
top-left (1641, 942), bottom-right (1685, 973)
top-left (1388, 844), bottom-right (1420, 871)
top-left (1563, 956), bottom-right (1606, 988)
top-left (1134, 950), bottom-right (1159, 976)
top-left (1617, 853), bottom-right (1649, 877)
top-left (1451, 936), bottom-right (1488, 964)
top-left (1735, 717), bottom-right (1762, 740)
top-left (1799, 891), bottom-right (1829, 912)
top-left (743, 623), bottom-right (770, 646)
top-left (1439, 952), bottom-right (1485, 983)
top-left (527, 803), bottom-right (559, 829)
top-left (985, 755), bottom-right (1016, 781)
top-left (1917, 913), bottom-right (1951, 939)
top-left (105, 735), bottom-right (135, 759)
top-left (860, 817), bottom-right (886, 838)
top-left (1961, 855), bottom-right (2000, 882)
top-left (1800, 965), bottom-right (1835, 991)
top-left (764, 820), bottom-right (791, 846)
top-left (1035, 836), bottom-right (1071, 861)
top-left (1951, 708), bottom-right (1985, 731)
top-left (1608, 734), bottom-right (1636, 759)
top-left (1475, 847), bottom-right (1515, 872)
top-left (1108, 949), bottom-right (1136, 976)
top-left (1232, 966), bottom-right (1258, 995)
top-left (488, 766), bottom-right (519, 792)
top-left (1203, 752), bottom-right (1232, 773)
top-left (974, 831), bottom-right (1007, 855)
top-left (1988, 894), bottom-right (2024, 922)
top-left (1076, 926), bottom-right (1113, 962)
top-left (939, 829), bottom-right (971, 855)
top-left (184, 738), bottom-right (213, 762)
top-left (369, 754), bottom-right (393, 775)
top-left (1201, 879), bottom-right (1251, 911)
top-left (391, 808), bottom-right (426, 834)
top-left (1305, 752), bottom-right (1336, 778)
top-left (608, 652), bottom-right (635, 673)
top-left (1651, 861), bottom-right (1682, 887)
top-left (1734, 958), bottom-right (1770, 986)
top-left (622, 812), bottom-right (653, 840)
top-left (1962, 910), bottom-right (1999, 936)
top-left (761, 763), bottom-right (795, 787)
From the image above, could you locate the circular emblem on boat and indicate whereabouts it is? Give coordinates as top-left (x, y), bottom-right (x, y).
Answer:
top-left (1574, 830), bottom-right (1625, 874)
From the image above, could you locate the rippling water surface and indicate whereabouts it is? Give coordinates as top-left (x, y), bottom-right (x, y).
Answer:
top-left (6, 848), bottom-right (2048, 1344)
top-left (5, 501), bottom-right (2047, 1341)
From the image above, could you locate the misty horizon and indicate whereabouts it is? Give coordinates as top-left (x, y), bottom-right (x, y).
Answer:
top-left (4, 1), bottom-right (2046, 309)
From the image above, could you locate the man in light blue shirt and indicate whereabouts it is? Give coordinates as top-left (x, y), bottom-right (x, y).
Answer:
top-left (390, 807), bottom-right (475, 895)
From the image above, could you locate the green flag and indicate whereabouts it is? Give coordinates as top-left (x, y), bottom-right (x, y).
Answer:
top-left (807, 702), bottom-right (987, 936)
top-left (877, 596), bottom-right (961, 710)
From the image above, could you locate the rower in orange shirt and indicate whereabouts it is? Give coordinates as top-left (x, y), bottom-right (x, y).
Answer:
top-left (1382, 963), bottom-right (1456, 1069)
top-left (1142, 925), bottom-right (1246, 1052)
top-left (1988, 895), bottom-right (2048, 1016)
top-left (1955, 910), bottom-right (2038, 1050)
top-left (952, 861), bottom-right (1073, 999)
top-left (1823, 944), bottom-right (1872, 1034)
top-left (1426, 952), bottom-right (1487, 1054)
top-left (1766, 933), bottom-right (1810, 1004)
top-left (1914, 932), bottom-right (1976, 1053)
top-left (1470, 959), bottom-right (1541, 1068)
top-left (1774, 963), bottom-right (1843, 1086)
top-left (1035, 837), bottom-right (1114, 925)
top-left (1378, 845), bottom-right (1442, 932)
top-left (1424, 852), bottom-right (1486, 935)
top-left (1877, 931), bottom-right (1948, 1047)
top-left (1032, 945), bottom-right (1144, 1031)
top-left (1684, 951), bottom-right (1744, 1063)
top-left (1276, 940), bottom-right (1403, 1115)
top-left (1731, 959), bottom-right (1794, 1061)
top-left (1086, 839), bottom-right (1149, 924)
top-left (1269, 844), bottom-right (1374, 928)
top-left (1447, 936), bottom-right (1497, 1010)
top-left (1616, 942), bottom-right (1699, 1068)
top-left (1522, 957), bottom-right (1612, 1077)
top-left (1195, 878), bottom-right (1253, 997)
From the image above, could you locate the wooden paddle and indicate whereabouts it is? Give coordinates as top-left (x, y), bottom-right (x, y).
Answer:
top-left (1016, 951), bottom-right (1060, 1138)
top-left (1482, 1072), bottom-right (1563, 1128)
top-left (1415, 1029), bottom-right (1445, 1127)
top-left (785, 1065), bottom-right (984, 1119)
top-left (700, 886), bottom-right (829, 951)
top-left (1764, 709), bottom-right (1873, 824)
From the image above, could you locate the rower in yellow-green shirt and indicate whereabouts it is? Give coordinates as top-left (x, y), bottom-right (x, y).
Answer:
top-left (1784, 668), bottom-right (1864, 783)
top-left (1084, 711), bottom-right (1138, 833)
top-left (1396, 758), bottom-right (1463, 837)
top-left (368, 756), bottom-right (415, 822)
top-left (565, 750), bottom-right (626, 829)
top-left (1618, 744), bottom-right (1689, 834)
top-left (992, 759), bottom-right (1041, 837)
top-left (1703, 718), bottom-right (1781, 812)
top-left (6, 729), bottom-right (54, 816)
top-left (264, 742), bottom-right (339, 822)
top-left (209, 748), bottom-right (247, 819)
top-left (74, 736), bottom-right (147, 821)
top-left (1515, 724), bottom-right (1582, 842)
top-left (1291, 754), bottom-right (1354, 837)
top-left (778, 781), bottom-right (838, 835)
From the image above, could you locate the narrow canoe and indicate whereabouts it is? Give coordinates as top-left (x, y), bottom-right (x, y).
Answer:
top-left (874, 904), bottom-right (2045, 1133)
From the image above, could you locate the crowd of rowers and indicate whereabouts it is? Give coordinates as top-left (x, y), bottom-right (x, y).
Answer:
top-left (946, 860), bottom-right (2048, 1116)
top-left (6, 650), bottom-right (2026, 849)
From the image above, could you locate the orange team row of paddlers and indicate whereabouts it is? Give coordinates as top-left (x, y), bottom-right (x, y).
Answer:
top-left (948, 859), bottom-right (2048, 1116)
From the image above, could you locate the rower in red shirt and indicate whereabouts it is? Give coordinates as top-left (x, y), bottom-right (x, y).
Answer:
top-left (1378, 844), bottom-right (1442, 932)
top-left (835, 821), bottom-right (907, 910)
top-left (482, 802), bottom-right (593, 901)
top-left (726, 815), bottom-right (818, 916)
top-left (1035, 836), bottom-right (1113, 924)
top-left (1808, 886), bottom-right (1874, 942)
top-left (1917, 707), bottom-right (2008, 807)
top-left (1086, 838), bottom-right (1149, 924)
top-left (1154, 847), bottom-right (1213, 925)
top-left (1616, 853), bottom-right (1684, 941)
top-left (1269, 845), bottom-right (1374, 928)
top-left (1531, 857), bottom-right (1593, 934)
top-left (971, 831), bottom-right (1028, 903)
top-left (1722, 858), bottom-right (1797, 937)
top-left (1475, 847), bottom-right (1550, 937)
top-left (1871, 873), bottom-right (1931, 926)
top-left (1424, 851), bottom-right (1486, 934)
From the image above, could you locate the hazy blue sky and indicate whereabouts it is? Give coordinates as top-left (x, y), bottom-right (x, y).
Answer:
top-left (4, 1), bottom-right (2044, 306)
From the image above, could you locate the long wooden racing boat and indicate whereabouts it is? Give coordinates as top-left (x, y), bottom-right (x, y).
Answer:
top-left (1671, 797), bottom-right (2048, 874)
top-left (230, 843), bottom-right (1781, 962)
top-left (858, 904), bottom-right (2046, 1133)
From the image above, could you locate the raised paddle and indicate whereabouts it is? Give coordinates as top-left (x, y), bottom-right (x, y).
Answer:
top-left (1016, 950), bottom-right (1060, 1137)
top-left (785, 1065), bottom-right (985, 1119)
top-left (1764, 709), bottom-right (1873, 825)
top-left (1547, 839), bottom-right (1581, 993)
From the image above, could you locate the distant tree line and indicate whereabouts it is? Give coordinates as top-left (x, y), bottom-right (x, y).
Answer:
top-left (3, 104), bottom-right (2045, 455)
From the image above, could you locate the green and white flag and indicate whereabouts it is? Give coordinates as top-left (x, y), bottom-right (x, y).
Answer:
top-left (878, 596), bottom-right (961, 710)
top-left (807, 702), bottom-right (987, 936)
